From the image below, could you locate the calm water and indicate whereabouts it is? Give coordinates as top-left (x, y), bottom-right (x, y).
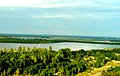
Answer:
top-left (0, 42), bottom-right (120, 51)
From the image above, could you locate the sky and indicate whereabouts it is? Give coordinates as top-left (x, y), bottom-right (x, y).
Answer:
top-left (0, 0), bottom-right (120, 37)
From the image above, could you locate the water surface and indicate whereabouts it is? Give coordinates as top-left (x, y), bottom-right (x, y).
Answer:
top-left (0, 42), bottom-right (120, 51)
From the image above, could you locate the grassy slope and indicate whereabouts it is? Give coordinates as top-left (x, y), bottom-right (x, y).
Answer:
top-left (77, 60), bottom-right (120, 76)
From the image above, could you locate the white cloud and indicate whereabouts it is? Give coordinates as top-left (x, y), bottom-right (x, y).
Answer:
top-left (33, 13), bottom-right (106, 20)
top-left (0, 0), bottom-right (120, 20)
top-left (31, 10), bottom-right (120, 21)
top-left (33, 14), bottom-right (66, 19)
top-left (0, 0), bottom-right (40, 7)
top-left (0, 0), bottom-right (119, 8)
top-left (0, 0), bottom-right (117, 13)
top-left (38, 3), bottom-right (82, 8)
top-left (0, 0), bottom-right (90, 8)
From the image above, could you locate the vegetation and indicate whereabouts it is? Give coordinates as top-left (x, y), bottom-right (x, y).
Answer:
top-left (0, 36), bottom-right (120, 45)
top-left (101, 66), bottom-right (120, 76)
top-left (0, 47), bottom-right (120, 76)
top-left (0, 37), bottom-right (63, 43)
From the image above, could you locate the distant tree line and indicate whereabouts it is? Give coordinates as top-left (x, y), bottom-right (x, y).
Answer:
top-left (0, 37), bottom-right (64, 43)
top-left (1, 37), bottom-right (120, 45)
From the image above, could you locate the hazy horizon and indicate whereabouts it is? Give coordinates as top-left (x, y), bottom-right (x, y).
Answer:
top-left (0, 0), bottom-right (120, 37)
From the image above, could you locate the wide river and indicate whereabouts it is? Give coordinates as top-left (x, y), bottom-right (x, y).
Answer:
top-left (0, 42), bottom-right (120, 51)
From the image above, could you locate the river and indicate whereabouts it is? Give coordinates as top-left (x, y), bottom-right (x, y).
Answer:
top-left (0, 42), bottom-right (120, 51)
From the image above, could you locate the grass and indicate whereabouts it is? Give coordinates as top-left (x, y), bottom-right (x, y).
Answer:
top-left (77, 60), bottom-right (120, 76)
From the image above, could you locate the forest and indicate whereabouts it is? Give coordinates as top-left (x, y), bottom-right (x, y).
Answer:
top-left (0, 46), bottom-right (120, 76)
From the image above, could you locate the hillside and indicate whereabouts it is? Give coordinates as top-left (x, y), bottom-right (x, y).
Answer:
top-left (0, 47), bottom-right (120, 76)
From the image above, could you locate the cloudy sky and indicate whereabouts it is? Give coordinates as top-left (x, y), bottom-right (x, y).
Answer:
top-left (0, 0), bottom-right (120, 37)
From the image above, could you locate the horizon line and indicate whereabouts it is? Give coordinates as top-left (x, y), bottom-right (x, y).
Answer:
top-left (0, 33), bottom-right (119, 38)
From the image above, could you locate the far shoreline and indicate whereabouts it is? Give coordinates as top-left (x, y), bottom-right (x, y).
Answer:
top-left (0, 41), bottom-right (120, 45)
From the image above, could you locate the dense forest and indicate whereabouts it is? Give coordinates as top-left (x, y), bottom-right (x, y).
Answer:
top-left (0, 46), bottom-right (120, 76)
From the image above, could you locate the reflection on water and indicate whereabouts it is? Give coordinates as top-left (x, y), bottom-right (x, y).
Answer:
top-left (0, 42), bottom-right (120, 51)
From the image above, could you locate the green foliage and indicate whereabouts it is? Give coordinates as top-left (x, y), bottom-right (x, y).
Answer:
top-left (1, 36), bottom-right (120, 45)
top-left (0, 47), bottom-right (120, 75)
top-left (107, 66), bottom-right (120, 73)
top-left (0, 37), bottom-right (70, 44)
top-left (101, 66), bottom-right (120, 76)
